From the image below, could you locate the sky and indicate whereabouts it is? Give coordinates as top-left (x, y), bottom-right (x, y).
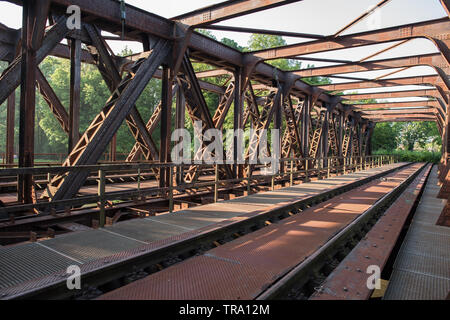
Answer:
top-left (0, 0), bottom-right (447, 99)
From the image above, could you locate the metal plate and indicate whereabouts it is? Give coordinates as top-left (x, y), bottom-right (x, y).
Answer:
top-left (98, 255), bottom-right (275, 300)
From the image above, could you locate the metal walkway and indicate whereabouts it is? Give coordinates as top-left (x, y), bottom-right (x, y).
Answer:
top-left (384, 166), bottom-right (450, 300)
top-left (0, 163), bottom-right (403, 298)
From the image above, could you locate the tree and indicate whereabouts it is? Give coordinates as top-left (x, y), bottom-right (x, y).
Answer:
top-left (372, 122), bottom-right (401, 151)
top-left (400, 122), bottom-right (440, 151)
top-left (246, 34), bottom-right (301, 71)
top-left (372, 121), bottom-right (441, 152)
top-left (221, 37), bottom-right (244, 51)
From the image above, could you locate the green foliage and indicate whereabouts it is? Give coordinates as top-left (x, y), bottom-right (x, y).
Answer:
top-left (401, 122), bottom-right (440, 151)
top-left (373, 149), bottom-right (441, 164)
top-left (220, 37), bottom-right (244, 51)
top-left (246, 34), bottom-right (300, 71)
top-left (372, 121), bottom-right (441, 153)
top-left (196, 29), bottom-right (218, 41)
top-left (372, 122), bottom-right (402, 151)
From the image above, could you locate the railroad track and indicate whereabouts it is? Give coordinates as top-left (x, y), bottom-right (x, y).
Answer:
top-left (1, 163), bottom-right (412, 300)
top-left (258, 163), bottom-right (430, 300)
top-left (95, 163), bottom-right (425, 300)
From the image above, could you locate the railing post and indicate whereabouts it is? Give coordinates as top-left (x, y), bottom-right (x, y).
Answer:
top-left (343, 157), bottom-right (347, 175)
top-left (169, 166), bottom-right (174, 213)
top-left (305, 158), bottom-right (309, 182)
top-left (98, 169), bottom-right (105, 228)
top-left (137, 167), bottom-right (141, 198)
top-left (327, 157), bottom-right (330, 179)
top-left (290, 159), bottom-right (294, 186)
top-left (271, 173), bottom-right (275, 191)
top-left (214, 164), bottom-right (219, 203)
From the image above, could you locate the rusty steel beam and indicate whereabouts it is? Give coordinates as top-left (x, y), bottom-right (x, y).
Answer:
top-left (349, 99), bottom-right (436, 106)
top-left (6, 90), bottom-right (15, 164)
top-left (440, 0), bottom-right (450, 16)
top-left (85, 23), bottom-right (160, 164)
top-left (46, 40), bottom-right (171, 202)
top-left (319, 75), bottom-right (441, 91)
top-left (36, 68), bottom-right (70, 133)
top-left (68, 38), bottom-right (81, 152)
top-left (359, 39), bottom-right (410, 62)
top-left (293, 53), bottom-right (446, 78)
top-left (203, 25), bottom-right (324, 40)
top-left (18, 0), bottom-right (50, 203)
top-left (196, 68), bottom-right (232, 79)
top-left (363, 112), bottom-right (437, 119)
top-left (333, 0), bottom-right (391, 37)
top-left (172, 0), bottom-right (302, 26)
top-left (250, 18), bottom-right (450, 61)
top-left (350, 100), bottom-right (439, 110)
top-left (0, 15), bottom-right (69, 109)
top-left (340, 89), bottom-right (441, 101)
top-left (360, 107), bottom-right (436, 115)
top-left (369, 116), bottom-right (436, 122)
top-left (6, 0), bottom-right (340, 106)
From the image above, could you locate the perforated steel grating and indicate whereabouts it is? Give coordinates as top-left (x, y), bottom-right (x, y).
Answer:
top-left (106, 218), bottom-right (189, 243)
top-left (41, 229), bottom-right (145, 263)
top-left (385, 167), bottom-right (450, 300)
top-left (0, 243), bottom-right (79, 290)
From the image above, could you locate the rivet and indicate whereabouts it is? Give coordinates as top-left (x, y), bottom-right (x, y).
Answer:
top-left (343, 287), bottom-right (348, 292)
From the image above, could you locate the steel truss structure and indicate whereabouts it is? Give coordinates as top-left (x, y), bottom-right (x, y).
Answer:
top-left (0, 0), bottom-right (448, 215)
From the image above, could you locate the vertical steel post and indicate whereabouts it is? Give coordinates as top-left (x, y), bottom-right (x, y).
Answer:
top-left (305, 158), bottom-right (309, 182)
top-left (175, 85), bottom-right (186, 184)
top-left (233, 68), bottom-right (244, 178)
top-left (68, 38), bottom-right (81, 153)
top-left (160, 66), bottom-right (172, 188)
top-left (6, 90), bottom-right (15, 165)
top-left (327, 157), bottom-right (330, 179)
top-left (18, 1), bottom-right (37, 203)
top-left (301, 95), bottom-right (311, 157)
top-left (137, 167), bottom-right (141, 197)
top-left (290, 159), bottom-right (294, 186)
top-left (169, 166), bottom-right (174, 213)
top-left (214, 164), bottom-right (219, 203)
top-left (98, 169), bottom-right (105, 227)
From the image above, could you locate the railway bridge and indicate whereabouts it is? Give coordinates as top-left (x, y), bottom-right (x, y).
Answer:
top-left (0, 0), bottom-right (448, 300)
